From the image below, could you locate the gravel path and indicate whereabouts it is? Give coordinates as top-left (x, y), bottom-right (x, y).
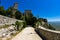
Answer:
top-left (12, 27), bottom-right (42, 40)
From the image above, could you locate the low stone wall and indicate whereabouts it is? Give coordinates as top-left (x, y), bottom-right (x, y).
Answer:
top-left (35, 27), bottom-right (60, 40)
top-left (0, 15), bottom-right (23, 25)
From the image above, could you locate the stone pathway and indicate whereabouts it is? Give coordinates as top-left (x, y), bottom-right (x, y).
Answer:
top-left (12, 27), bottom-right (42, 40)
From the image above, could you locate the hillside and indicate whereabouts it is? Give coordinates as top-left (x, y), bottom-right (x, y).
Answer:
top-left (0, 15), bottom-right (23, 25)
top-left (49, 21), bottom-right (60, 30)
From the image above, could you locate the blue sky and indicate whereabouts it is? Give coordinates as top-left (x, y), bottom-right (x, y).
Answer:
top-left (0, 0), bottom-right (60, 22)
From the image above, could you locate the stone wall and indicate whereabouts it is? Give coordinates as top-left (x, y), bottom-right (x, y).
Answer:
top-left (35, 27), bottom-right (60, 40)
top-left (0, 15), bottom-right (23, 25)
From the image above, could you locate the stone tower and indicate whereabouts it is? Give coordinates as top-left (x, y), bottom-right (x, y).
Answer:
top-left (12, 3), bottom-right (18, 18)
top-left (24, 10), bottom-right (32, 16)
top-left (13, 3), bottom-right (18, 9)
top-left (25, 10), bottom-right (31, 13)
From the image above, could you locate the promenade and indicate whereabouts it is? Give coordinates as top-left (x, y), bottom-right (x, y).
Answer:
top-left (12, 27), bottom-right (42, 40)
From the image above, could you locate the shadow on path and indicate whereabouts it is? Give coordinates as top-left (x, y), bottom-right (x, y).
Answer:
top-left (35, 29), bottom-right (47, 40)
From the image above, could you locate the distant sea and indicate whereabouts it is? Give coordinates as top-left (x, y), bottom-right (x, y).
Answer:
top-left (49, 21), bottom-right (60, 31)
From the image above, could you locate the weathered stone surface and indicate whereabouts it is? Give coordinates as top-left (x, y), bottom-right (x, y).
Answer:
top-left (35, 26), bottom-right (60, 40)
top-left (0, 15), bottom-right (23, 25)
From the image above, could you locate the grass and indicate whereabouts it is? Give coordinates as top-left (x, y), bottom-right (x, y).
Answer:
top-left (7, 38), bottom-right (11, 40)
top-left (8, 27), bottom-right (25, 40)
top-left (0, 24), bottom-right (10, 29)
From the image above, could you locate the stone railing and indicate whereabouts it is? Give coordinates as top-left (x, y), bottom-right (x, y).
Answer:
top-left (35, 26), bottom-right (60, 40)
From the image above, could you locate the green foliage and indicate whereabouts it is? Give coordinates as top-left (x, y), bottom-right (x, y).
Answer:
top-left (0, 6), bottom-right (6, 16)
top-left (36, 18), bottom-right (55, 30)
top-left (15, 21), bottom-right (21, 31)
top-left (0, 24), bottom-right (10, 29)
top-left (23, 21), bottom-right (27, 28)
top-left (42, 23), bottom-right (55, 30)
top-left (6, 7), bottom-right (16, 17)
top-left (31, 17), bottom-right (37, 28)
top-left (0, 6), bottom-right (55, 30)
top-left (43, 19), bottom-right (47, 23)
top-left (37, 18), bottom-right (47, 23)
top-left (23, 11), bottom-right (37, 27)
top-left (6, 9), bottom-right (12, 17)
top-left (15, 21), bottom-right (27, 31)
top-left (15, 11), bottom-right (22, 19)
top-left (48, 24), bottom-right (55, 30)
top-left (23, 11), bottom-right (33, 25)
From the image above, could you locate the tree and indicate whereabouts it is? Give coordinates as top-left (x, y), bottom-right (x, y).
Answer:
top-left (15, 21), bottom-right (20, 30)
top-left (15, 21), bottom-right (24, 31)
top-left (35, 21), bottom-right (41, 28)
top-left (32, 17), bottom-right (37, 27)
top-left (23, 10), bottom-right (34, 25)
top-left (0, 6), bottom-right (6, 16)
top-left (48, 24), bottom-right (55, 30)
top-left (37, 18), bottom-right (43, 23)
top-left (23, 21), bottom-right (27, 28)
top-left (43, 19), bottom-right (47, 23)
top-left (15, 10), bottom-right (22, 19)
top-left (6, 7), bottom-right (13, 17)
